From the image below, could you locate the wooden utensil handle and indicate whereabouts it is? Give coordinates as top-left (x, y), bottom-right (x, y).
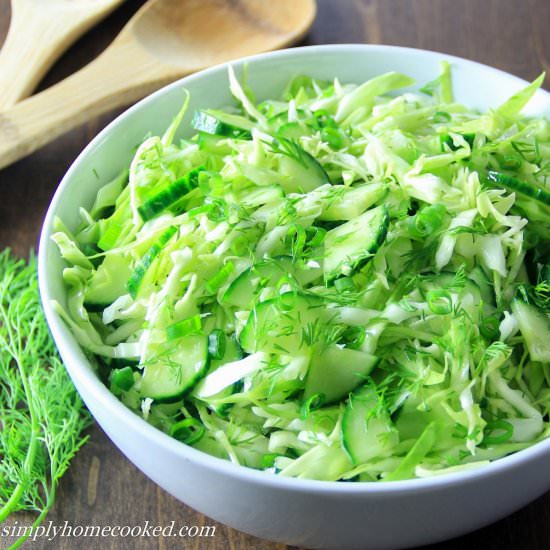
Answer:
top-left (0, 1), bottom-right (60, 108)
top-left (0, 0), bottom-right (126, 110)
top-left (0, 42), bottom-right (178, 171)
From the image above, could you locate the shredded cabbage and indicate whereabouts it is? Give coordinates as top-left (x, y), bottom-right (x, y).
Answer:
top-left (53, 64), bottom-right (550, 482)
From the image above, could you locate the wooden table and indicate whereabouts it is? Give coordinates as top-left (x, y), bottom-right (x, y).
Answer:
top-left (1, 1), bottom-right (549, 548)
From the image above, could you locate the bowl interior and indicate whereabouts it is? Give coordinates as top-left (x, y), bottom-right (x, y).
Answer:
top-left (39, 44), bottom-right (550, 491)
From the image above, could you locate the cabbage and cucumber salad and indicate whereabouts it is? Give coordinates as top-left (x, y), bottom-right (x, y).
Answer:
top-left (53, 64), bottom-right (550, 481)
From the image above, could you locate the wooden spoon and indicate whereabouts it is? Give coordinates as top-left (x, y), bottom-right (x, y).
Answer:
top-left (0, 0), bottom-right (316, 170)
top-left (0, 0), bottom-right (126, 109)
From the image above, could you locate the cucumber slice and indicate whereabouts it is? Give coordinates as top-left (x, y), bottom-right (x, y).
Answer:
top-left (140, 333), bottom-right (209, 401)
top-left (487, 171), bottom-right (550, 206)
top-left (208, 329), bottom-right (226, 360)
top-left (209, 334), bottom-right (243, 370)
top-left (192, 109), bottom-right (254, 138)
top-left (197, 132), bottom-right (233, 155)
top-left (239, 292), bottom-right (325, 355)
top-left (236, 185), bottom-right (285, 209)
top-left (304, 346), bottom-right (379, 403)
top-left (277, 121), bottom-right (313, 140)
top-left (223, 256), bottom-right (322, 309)
top-left (342, 386), bottom-right (397, 465)
top-left (323, 205), bottom-right (389, 280)
top-left (84, 253), bottom-right (133, 307)
top-left (467, 266), bottom-right (494, 305)
top-left (511, 299), bottom-right (550, 362)
top-left (138, 167), bottom-right (205, 221)
top-left (277, 139), bottom-right (329, 193)
top-left (319, 184), bottom-right (386, 221)
top-left (515, 196), bottom-right (550, 225)
top-left (127, 226), bottom-right (176, 299)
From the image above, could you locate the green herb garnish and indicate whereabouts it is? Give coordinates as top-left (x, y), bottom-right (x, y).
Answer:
top-left (0, 250), bottom-right (90, 549)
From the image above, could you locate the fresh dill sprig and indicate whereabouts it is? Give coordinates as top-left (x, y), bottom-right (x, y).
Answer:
top-left (269, 136), bottom-right (311, 168)
top-left (516, 268), bottom-right (550, 311)
top-left (0, 250), bottom-right (91, 549)
top-left (511, 138), bottom-right (541, 164)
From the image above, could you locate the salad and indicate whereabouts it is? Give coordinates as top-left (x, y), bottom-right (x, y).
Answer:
top-left (53, 64), bottom-right (550, 481)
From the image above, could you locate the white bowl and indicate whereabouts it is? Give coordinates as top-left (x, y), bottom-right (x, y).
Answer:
top-left (38, 45), bottom-right (550, 550)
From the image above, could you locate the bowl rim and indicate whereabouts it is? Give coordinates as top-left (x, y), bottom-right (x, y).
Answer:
top-left (39, 43), bottom-right (550, 496)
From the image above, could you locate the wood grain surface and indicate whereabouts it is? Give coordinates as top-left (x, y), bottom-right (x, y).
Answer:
top-left (1, 1), bottom-right (549, 549)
